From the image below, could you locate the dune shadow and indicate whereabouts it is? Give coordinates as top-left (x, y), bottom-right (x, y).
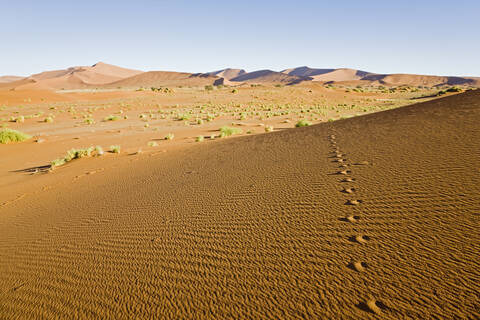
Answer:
top-left (356, 302), bottom-right (373, 313)
top-left (12, 165), bottom-right (51, 174)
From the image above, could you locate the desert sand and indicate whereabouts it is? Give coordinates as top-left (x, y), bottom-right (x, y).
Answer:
top-left (0, 64), bottom-right (479, 318)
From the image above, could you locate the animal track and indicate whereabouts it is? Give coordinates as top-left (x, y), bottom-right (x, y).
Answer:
top-left (349, 235), bottom-right (370, 244)
top-left (346, 215), bottom-right (360, 223)
top-left (354, 161), bottom-right (369, 166)
top-left (327, 134), bottom-right (385, 313)
top-left (357, 299), bottom-right (387, 314)
top-left (341, 187), bottom-right (355, 194)
top-left (339, 215), bottom-right (360, 223)
top-left (348, 261), bottom-right (368, 272)
top-left (345, 199), bottom-right (362, 205)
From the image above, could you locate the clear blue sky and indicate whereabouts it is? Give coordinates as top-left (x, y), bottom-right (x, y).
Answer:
top-left (1, 0), bottom-right (479, 77)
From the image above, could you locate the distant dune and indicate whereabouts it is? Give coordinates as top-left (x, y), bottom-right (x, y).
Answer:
top-left (1, 63), bottom-right (479, 90)
top-left (2, 62), bottom-right (143, 90)
top-left (0, 75), bottom-right (24, 83)
top-left (205, 68), bottom-right (246, 80)
top-left (282, 66), bottom-right (373, 81)
top-left (230, 69), bottom-right (311, 84)
top-left (360, 73), bottom-right (480, 87)
top-left (105, 71), bottom-right (221, 88)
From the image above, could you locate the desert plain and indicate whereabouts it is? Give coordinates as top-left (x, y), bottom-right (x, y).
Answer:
top-left (0, 63), bottom-right (479, 319)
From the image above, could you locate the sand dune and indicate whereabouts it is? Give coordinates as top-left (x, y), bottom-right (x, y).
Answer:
top-left (205, 68), bottom-right (246, 80)
top-left (360, 73), bottom-right (480, 87)
top-left (231, 69), bottom-right (310, 84)
top-left (105, 71), bottom-right (221, 88)
top-left (5, 62), bottom-right (143, 90)
top-left (282, 66), bottom-right (373, 81)
top-left (2, 63), bottom-right (478, 90)
top-left (0, 90), bottom-right (478, 318)
top-left (0, 76), bottom-right (24, 83)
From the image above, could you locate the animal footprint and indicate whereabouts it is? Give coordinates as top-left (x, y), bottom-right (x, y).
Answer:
top-left (348, 261), bottom-right (368, 272)
top-left (350, 235), bottom-right (370, 244)
top-left (337, 170), bottom-right (351, 175)
top-left (354, 161), bottom-right (369, 165)
top-left (341, 187), bottom-right (355, 193)
top-left (357, 298), bottom-right (387, 314)
top-left (345, 199), bottom-right (362, 205)
top-left (339, 215), bottom-right (360, 223)
top-left (348, 215), bottom-right (360, 223)
top-left (341, 177), bottom-right (355, 182)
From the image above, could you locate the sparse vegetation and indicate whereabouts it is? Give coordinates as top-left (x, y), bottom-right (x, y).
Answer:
top-left (295, 120), bottom-right (311, 127)
top-left (0, 128), bottom-right (32, 144)
top-left (265, 125), bottom-right (274, 132)
top-left (95, 145), bottom-right (104, 156)
top-left (110, 145), bottom-right (121, 153)
top-left (148, 141), bottom-right (158, 147)
top-left (165, 133), bottom-right (174, 140)
top-left (196, 135), bottom-right (204, 142)
top-left (219, 126), bottom-right (242, 138)
top-left (104, 115), bottom-right (121, 121)
top-left (51, 146), bottom-right (100, 169)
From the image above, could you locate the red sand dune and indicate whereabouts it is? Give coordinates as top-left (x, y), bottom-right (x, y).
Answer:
top-left (230, 69), bottom-right (310, 84)
top-left (282, 66), bottom-right (373, 82)
top-left (104, 71), bottom-right (222, 88)
top-left (5, 62), bottom-right (143, 90)
top-left (360, 73), bottom-right (480, 87)
top-left (2, 63), bottom-right (479, 90)
top-left (0, 76), bottom-right (24, 83)
top-left (205, 68), bottom-right (246, 80)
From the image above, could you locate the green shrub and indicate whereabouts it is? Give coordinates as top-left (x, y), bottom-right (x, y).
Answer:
top-left (265, 125), bottom-right (274, 132)
top-left (148, 141), bottom-right (158, 147)
top-left (196, 135), bottom-right (204, 142)
top-left (51, 146), bottom-right (98, 169)
top-left (164, 133), bottom-right (174, 140)
top-left (0, 128), bottom-right (32, 144)
top-left (177, 114), bottom-right (190, 121)
top-left (295, 120), bottom-right (311, 127)
top-left (219, 126), bottom-right (242, 137)
top-left (95, 145), bottom-right (104, 156)
top-left (110, 145), bottom-right (121, 153)
top-left (44, 116), bottom-right (54, 123)
top-left (104, 115), bottom-right (121, 121)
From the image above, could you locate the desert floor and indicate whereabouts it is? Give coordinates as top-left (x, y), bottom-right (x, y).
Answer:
top-left (0, 85), bottom-right (478, 318)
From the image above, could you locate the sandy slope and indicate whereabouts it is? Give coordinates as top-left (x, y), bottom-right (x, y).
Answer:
top-left (282, 67), bottom-right (373, 82)
top-left (0, 76), bottom-right (24, 84)
top-left (231, 69), bottom-right (310, 84)
top-left (205, 68), bottom-right (246, 80)
top-left (4, 62), bottom-right (143, 90)
top-left (104, 71), bottom-right (221, 88)
top-left (360, 73), bottom-right (480, 87)
top-left (0, 91), bottom-right (479, 318)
